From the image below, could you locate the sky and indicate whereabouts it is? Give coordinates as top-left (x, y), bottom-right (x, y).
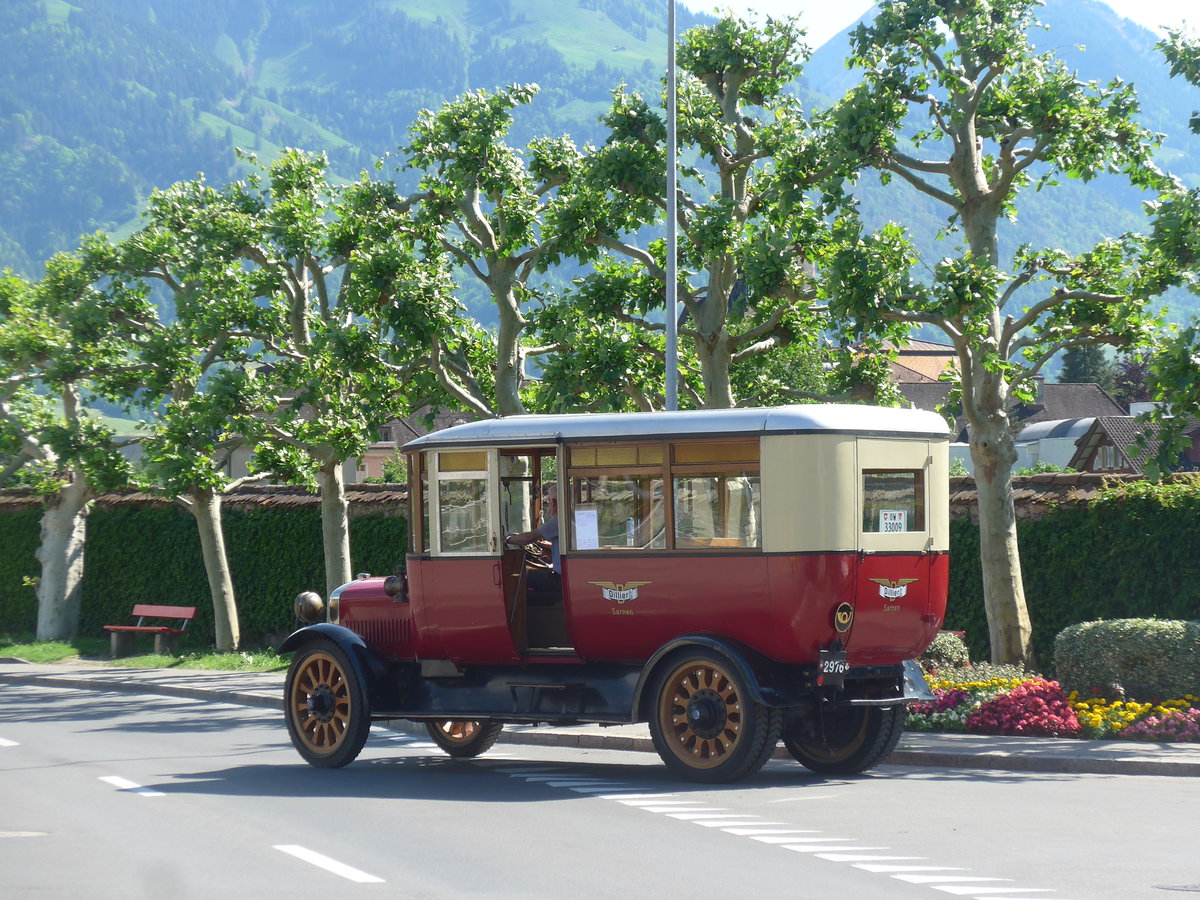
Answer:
top-left (678, 1), bottom-right (1197, 48)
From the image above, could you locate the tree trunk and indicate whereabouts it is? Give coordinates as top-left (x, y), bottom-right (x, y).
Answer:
top-left (186, 486), bottom-right (240, 651)
top-left (969, 418), bottom-right (1035, 667)
top-left (34, 472), bottom-right (94, 641)
top-left (695, 328), bottom-right (736, 409)
top-left (492, 266), bottom-right (526, 416)
top-left (317, 455), bottom-right (353, 597)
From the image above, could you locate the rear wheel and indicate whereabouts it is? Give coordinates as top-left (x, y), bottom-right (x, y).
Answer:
top-left (648, 649), bottom-right (780, 783)
top-left (783, 706), bottom-right (905, 776)
top-left (424, 720), bottom-right (504, 758)
top-left (284, 641), bottom-right (371, 769)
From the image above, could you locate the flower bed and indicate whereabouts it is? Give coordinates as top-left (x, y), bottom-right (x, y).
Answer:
top-left (907, 667), bottom-right (1200, 742)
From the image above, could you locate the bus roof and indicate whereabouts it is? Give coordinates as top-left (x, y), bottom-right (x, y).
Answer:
top-left (401, 404), bottom-right (950, 451)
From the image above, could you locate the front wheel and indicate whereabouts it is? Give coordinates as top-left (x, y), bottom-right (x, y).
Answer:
top-left (648, 649), bottom-right (780, 784)
top-left (783, 705), bottom-right (905, 776)
top-left (424, 720), bottom-right (504, 758)
top-left (284, 641), bottom-right (371, 768)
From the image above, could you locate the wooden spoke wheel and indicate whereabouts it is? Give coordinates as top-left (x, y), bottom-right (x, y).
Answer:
top-left (648, 649), bottom-right (779, 784)
top-left (783, 706), bottom-right (906, 776)
top-left (284, 642), bottom-right (371, 769)
top-left (424, 719), bottom-right (504, 758)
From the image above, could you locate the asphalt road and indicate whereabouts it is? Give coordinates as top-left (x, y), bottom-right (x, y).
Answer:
top-left (3, 683), bottom-right (1199, 899)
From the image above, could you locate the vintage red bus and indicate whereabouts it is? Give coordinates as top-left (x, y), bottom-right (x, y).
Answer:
top-left (281, 404), bottom-right (949, 782)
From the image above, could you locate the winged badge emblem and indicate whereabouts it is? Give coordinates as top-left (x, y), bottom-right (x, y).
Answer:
top-left (868, 577), bottom-right (918, 600)
top-left (589, 581), bottom-right (652, 604)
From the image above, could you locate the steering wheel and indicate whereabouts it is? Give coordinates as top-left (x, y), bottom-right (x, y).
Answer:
top-left (507, 534), bottom-right (552, 569)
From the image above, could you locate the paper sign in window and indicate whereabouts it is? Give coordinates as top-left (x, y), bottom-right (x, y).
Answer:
top-left (574, 507), bottom-right (599, 549)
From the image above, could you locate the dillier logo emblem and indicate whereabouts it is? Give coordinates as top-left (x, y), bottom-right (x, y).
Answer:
top-left (868, 578), bottom-right (918, 600)
top-left (589, 581), bottom-right (651, 604)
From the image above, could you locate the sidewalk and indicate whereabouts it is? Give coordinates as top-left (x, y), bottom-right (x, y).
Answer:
top-left (3, 659), bottom-right (1199, 777)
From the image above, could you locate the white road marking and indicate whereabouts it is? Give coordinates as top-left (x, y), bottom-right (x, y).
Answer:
top-left (930, 889), bottom-right (1053, 896)
top-left (99, 776), bottom-right (164, 797)
top-left (273, 845), bottom-right (384, 884)
top-left (0, 737), bottom-right (18, 747)
top-left (594, 792), bottom-right (679, 800)
top-left (479, 755), bottom-right (1068, 899)
top-left (0, 831), bottom-right (48, 838)
top-left (818, 854), bottom-right (924, 862)
top-left (690, 818), bottom-right (764, 827)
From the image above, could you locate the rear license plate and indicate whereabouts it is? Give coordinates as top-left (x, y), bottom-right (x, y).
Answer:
top-left (818, 649), bottom-right (849, 688)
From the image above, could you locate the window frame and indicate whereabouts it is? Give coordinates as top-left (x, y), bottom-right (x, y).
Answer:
top-left (860, 467), bottom-right (927, 534)
top-left (564, 438), bottom-right (762, 555)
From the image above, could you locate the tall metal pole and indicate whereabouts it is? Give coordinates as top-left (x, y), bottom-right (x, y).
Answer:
top-left (665, 0), bottom-right (679, 411)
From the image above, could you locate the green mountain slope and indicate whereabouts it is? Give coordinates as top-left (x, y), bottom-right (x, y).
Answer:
top-left (1, 0), bottom-right (710, 275)
top-left (3, 0), bottom-right (1198, 326)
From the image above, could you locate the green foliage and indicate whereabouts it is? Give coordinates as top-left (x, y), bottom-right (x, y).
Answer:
top-left (0, 508), bottom-right (44, 632)
top-left (947, 478), bottom-right (1200, 664)
top-left (0, 501), bottom-right (406, 645)
top-left (920, 630), bottom-right (971, 673)
top-left (1059, 345), bottom-right (1114, 392)
top-left (1055, 619), bottom-right (1200, 700)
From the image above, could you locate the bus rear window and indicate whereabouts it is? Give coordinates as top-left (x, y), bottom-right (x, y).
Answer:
top-left (862, 470), bottom-right (925, 533)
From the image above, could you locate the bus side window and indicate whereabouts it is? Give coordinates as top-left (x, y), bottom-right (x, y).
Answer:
top-left (673, 472), bottom-right (761, 548)
top-left (436, 451), bottom-right (490, 554)
top-left (570, 474), bottom-right (666, 550)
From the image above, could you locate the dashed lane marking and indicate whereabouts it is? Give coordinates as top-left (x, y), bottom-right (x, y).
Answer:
top-left (273, 845), bottom-right (384, 884)
top-left (0, 737), bottom-right (17, 747)
top-left (98, 776), bottom-right (164, 797)
top-left (0, 832), bottom-right (48, 838)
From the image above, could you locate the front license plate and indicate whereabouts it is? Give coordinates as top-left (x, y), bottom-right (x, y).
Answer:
top-left (818, 650), bottom-right (849, 688)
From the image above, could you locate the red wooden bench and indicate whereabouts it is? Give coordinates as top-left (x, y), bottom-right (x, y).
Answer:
top-left (103, 604), bottom-right (197, 657)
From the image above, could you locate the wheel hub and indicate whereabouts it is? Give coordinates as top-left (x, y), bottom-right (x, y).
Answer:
top-left (307, 685), bottom-right (335, 722)
top-left (686, 688), bottom-right (727, 739)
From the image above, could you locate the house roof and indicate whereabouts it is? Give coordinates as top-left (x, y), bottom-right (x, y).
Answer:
top-left (1017, 417), bottom-right (1097, 441)
top-left (1014, 383), bottom-right (1125, 426)
top-left (889, 339), bottom-right (956, 383)
top-left (1065, 415), bottom-right (1191, 474)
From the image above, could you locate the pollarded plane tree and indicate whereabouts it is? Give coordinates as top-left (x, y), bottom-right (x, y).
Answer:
top-left (826, 0), bottom-right (1176, 664)
top-left (397, 85), bottom-right (583, 417)
top-left (542, 15), bottom-right (885, 411)
top-left (0, 257), bottom-right (135, 639)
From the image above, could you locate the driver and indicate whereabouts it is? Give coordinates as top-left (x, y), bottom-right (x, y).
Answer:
top-left (505, 483), bottom-right (560, 604)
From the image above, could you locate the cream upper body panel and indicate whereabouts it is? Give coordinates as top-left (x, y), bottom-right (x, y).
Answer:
top-left (762, 434), bottom-right (949, 554)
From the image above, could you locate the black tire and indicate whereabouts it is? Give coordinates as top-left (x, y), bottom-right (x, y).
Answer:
top-left (284, 641), bottom-right (371, 769)
top-left (424, 720), bottom-right (505, 758)
top-left (783, 705), bottom-right (906, 776)
top-left (647, 648), bottom-right (781, 784)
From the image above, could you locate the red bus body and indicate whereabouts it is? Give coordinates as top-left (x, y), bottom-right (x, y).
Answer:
top-left (283, 405), bottom-right (951, 782)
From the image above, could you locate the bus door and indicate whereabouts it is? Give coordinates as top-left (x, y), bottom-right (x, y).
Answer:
top-left (415, 447), bottom-right (518, 663)
top-left (498, 449), bottom-right (573, 653)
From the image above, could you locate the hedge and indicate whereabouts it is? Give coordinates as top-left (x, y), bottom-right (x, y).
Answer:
top-left (5, 478), bottom-right (1199, 658)
top-left (1, 500), bottom-right (406, 646)
top-left (1054, 619), bottom-right (1200, 699)
top-left (946, 479), bottom-right (1200, 667)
